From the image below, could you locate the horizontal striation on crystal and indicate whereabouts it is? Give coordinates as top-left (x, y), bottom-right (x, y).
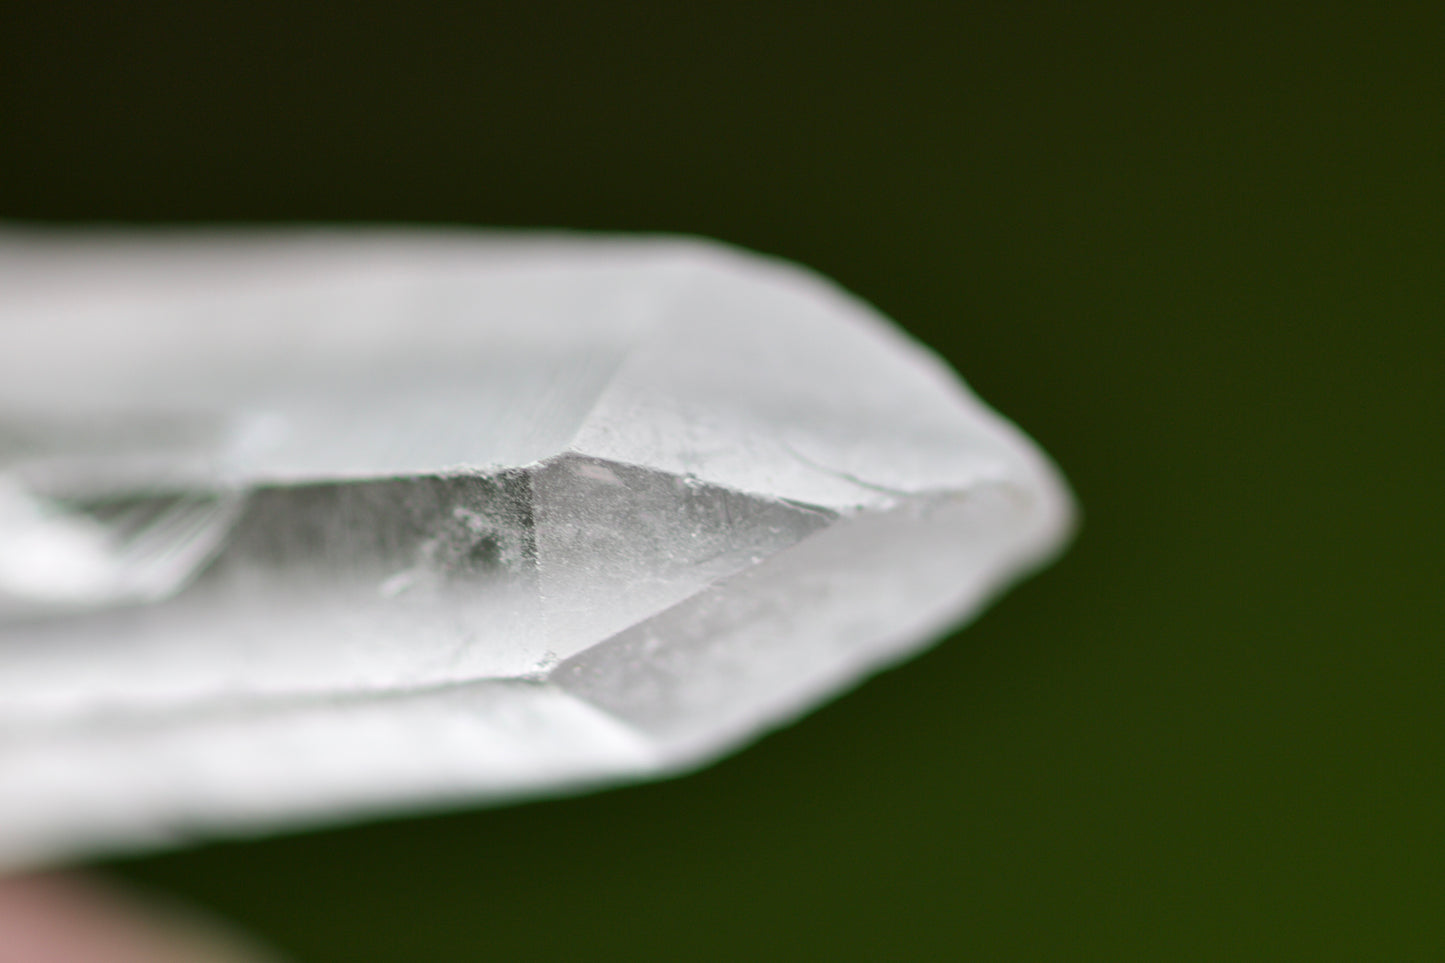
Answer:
top-left (0, 229), bottom-right (1074, 868)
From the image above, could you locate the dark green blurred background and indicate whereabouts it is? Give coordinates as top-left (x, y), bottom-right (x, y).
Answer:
top-left (3, 4), bottom-right (1442, 959)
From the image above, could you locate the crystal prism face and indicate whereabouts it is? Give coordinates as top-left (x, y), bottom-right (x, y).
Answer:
top-left (0, 230), bottom-right (1074, 868)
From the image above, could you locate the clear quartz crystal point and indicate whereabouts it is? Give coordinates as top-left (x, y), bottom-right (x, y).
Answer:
top-left (0, 229), bottom-right (1073, 868)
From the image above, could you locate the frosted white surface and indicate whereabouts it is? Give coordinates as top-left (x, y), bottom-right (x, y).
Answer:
top-left (0, 229), bottom-right (1073, 868)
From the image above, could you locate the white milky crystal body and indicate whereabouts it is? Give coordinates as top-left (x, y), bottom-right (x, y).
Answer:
top-left (0, 230), bottom-right (1073, 868)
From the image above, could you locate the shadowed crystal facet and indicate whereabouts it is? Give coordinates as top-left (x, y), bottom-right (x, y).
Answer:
top-left (0, 230), bottom-right (1073, 867)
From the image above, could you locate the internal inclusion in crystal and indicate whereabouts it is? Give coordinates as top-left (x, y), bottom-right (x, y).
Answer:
top-left (0, 453), bottom-right (837, 735)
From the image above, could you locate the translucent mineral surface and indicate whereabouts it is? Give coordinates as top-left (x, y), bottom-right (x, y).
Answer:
top-left (0, 229), bottom-right (1073, 868)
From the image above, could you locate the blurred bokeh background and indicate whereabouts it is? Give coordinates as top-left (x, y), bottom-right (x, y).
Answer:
top-left (3, 4), bottom-right (1442, 959)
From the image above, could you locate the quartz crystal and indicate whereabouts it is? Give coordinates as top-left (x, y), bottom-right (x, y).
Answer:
top-left (0, 229), bottom-right (1073, 868)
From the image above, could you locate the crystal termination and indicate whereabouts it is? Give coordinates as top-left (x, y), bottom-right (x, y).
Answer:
top-left (0, 230), bottom-right (1074, 867)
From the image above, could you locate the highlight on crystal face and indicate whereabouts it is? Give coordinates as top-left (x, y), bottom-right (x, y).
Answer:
top-left (0, 229), bottom-right (1074, 868)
